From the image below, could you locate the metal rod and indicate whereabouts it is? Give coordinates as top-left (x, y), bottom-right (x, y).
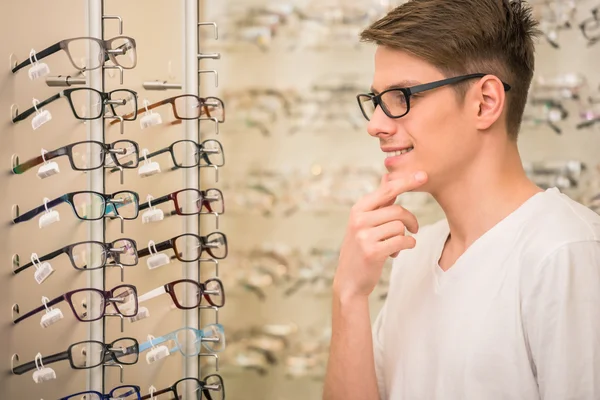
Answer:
top-left (45, 75), bottom-right (86, 87)
top-left (198, 53), bottom-right (221, 60)
top-left (142, 80), bottom-right (183, 91)
top-left (87, 0), bottom-right (105, 395)
top-left (185, 0), bottom-right (200, 385)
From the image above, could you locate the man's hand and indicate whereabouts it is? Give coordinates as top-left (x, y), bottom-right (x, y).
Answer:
top-left (333, 171), bottom-right (428, 300)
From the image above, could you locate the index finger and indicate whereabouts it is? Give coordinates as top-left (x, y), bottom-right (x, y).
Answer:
top-left (353, 171), bottom-right (428, 212)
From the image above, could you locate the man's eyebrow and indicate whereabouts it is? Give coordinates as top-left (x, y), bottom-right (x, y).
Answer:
top-left (370, 80), bottom-right (422, 94)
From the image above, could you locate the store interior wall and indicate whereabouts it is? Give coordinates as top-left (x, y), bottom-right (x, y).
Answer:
top-left (0, 0), bottom-right (599, 399)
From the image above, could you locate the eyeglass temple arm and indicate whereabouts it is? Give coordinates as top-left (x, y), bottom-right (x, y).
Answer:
top-left (138, 332), bottom-right (173, 354)
top-left (140, 387), bottom-right (173, 400)
top-left (137, 285), bottom-right (167, 304)
top-left (138, 193), bottom-right (172, 212)
top-left (13, 246), bottom-right (66, 274)
top-left (11, 349), bottom-right (69, 375)
top-left (408, 74), bottom-right (511, 97)
top-left (13, 194), bottom-right (68, 224)
top-left (13, 294), bottom-right (66, 324)
top-left (110, 99), bottom-right (166, 125)
top-left (577, 116), bottom-right (600, 129)
top-left (137, 238), bottom-right (173, 258)
top-left (12, 93), bottom-right (62, 123)
top-left (12, 42), bottom-right (63, 73)
top-left (13, 147), bottom-right (68, 174)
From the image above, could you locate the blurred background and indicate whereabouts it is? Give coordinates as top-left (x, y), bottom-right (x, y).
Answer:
top-left (202, 0), bottom-right (600, 399)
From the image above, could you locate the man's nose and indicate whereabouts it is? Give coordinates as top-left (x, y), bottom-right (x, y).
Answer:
top-left (366, 105), bottom-right (397, 138)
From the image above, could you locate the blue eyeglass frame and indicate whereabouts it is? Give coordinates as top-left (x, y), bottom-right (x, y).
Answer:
top-left (138, 325), bottom-right (226, 357)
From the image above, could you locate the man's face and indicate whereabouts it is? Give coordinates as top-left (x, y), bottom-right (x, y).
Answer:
top-left (368, 47), bottom-right (482, 191)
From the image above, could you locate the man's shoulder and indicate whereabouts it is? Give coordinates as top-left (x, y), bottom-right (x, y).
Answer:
top-left (520, 189), bottom-right (600, 252)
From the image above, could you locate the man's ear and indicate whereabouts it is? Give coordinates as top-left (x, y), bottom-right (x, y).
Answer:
top-left (473, 75), bottom-right (506, 131)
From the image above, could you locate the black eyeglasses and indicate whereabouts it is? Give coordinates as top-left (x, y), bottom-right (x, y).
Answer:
top-left (12, 88), bottom-right (138, 124)
top-left (113, 139), bottom-right (225, 171)
top-left (13, 284), bottom-right (138, 324)
top-left (60, 385), bottom-right (141, 400)
top-left (140, 375), bottom-right (225, 400)
top-left (357, 73), bottom-right (512, 121)
top-left (12, 140), bottom-right (140, 175)
top-left (13, 238), bottom-right (138, 275)
top-left (12, 337), bottom-right (139, 375)
top-left (12, 36), bottom-right (137, 73)
top-left (12, 190), bottom-right (140, 225)
top-left (137, 232), bottom-right (228, 261)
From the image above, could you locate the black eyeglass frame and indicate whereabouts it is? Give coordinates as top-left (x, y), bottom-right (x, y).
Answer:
top-left (12, 88), bottom-right (139, 124)
top-left (12, 139), bottom-right (140, 174)
top-left (357, 73), bottom-right (512, 121)
top-left (11, 337), bottom-right (139, 375)
top-left (139, 375), bottom-right (225, 400)
top-left (11, 36), bottom-right (138, 74)
top-left (12, 190), bottom-right (140, 224)
top-left (13, 238), bottom-right (139, 275)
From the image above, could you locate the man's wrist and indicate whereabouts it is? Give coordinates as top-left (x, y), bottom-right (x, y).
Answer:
top-left (333, 284), bottom-right (370, 307)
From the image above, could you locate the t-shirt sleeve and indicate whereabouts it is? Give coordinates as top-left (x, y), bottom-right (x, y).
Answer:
top-left (522, 240), bottom-right (600, 400)
top-left (373, 302), bottom-right (387, 400)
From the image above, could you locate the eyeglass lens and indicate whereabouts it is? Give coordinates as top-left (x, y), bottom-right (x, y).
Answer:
top-left (358, 90), bottom-right (408, 120)
top-left (109, 37), bottom-right (137, 69)
top-left (175, 189), bottom-right (223, 215)
top-left (73, 192), bottom-right (106, 220)
top-left (66, 39), bottom-right (104, 71)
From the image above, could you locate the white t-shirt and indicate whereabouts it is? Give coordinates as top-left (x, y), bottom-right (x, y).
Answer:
top-left (373, 187), bottom-right (600, 400)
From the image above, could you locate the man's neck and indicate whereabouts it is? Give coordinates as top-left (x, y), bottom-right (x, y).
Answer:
top-left (431, 143), bottom-right (543, 253)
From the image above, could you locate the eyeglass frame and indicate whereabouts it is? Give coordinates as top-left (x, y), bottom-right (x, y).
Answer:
top-left (13, 238), bottom-right (139, 275)
top-left (12, 190), bottom-right (140, 225)
top-left (139, 188), bottom-right (224, 216)
top-left (12, 139), bottom-right (140, 174)
top-left (137, 325), bottom-right (226, 357)
top-left (137, 232), bottom-right (228, 261)
top-left (112, 94), bottom-right (226, 125)
top-left (139, 375), bottom-right (225, 400)
top-left (12, 36), bottom-right (138, 73)
top-left (356, 73), bottom-right (512, 121)
top-left (12, 337), bottom-right (139, 375)
top-left (12, 284), bottom-right (138, 324)
top-left (59, 385), bottom-right (142, 400)
top-left (12, 87), bottom-right (139, 123)
top-left (137, 278), bottom-right (226, 309)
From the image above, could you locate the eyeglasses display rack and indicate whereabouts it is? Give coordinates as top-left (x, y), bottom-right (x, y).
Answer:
top-left (3, 1), bottom-right (226, 398)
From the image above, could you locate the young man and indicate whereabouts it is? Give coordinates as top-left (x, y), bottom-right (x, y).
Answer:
top-left (323, 1), bottom-right (600, 399)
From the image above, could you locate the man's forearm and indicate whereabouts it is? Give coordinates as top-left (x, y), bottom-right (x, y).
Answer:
top-left (323, 293), bottom-right (380, 400)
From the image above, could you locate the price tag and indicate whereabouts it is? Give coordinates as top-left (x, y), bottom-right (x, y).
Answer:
top-left (129, 306), bottom-right (150, 323)
top-left (38, 210), bottom-right (60, 229)
top-left (140, 113), bottom-right (163, 129)
top-left (147, 253), bottom-right (170, 270)
top-left (146, 345), bottom-right (170, 364)
top-left (37, 162), bottom-right (60, 179)
top-left (32, 367), bottom-right (56, 383)
top-left (28, 63), bottom-right (50, 80)
top-left (40, 308), bottom-right (63, 328)
top-left (32, 109), bottom-right (52, 130)
top-left (142, 208), bottom-right (164, 224)
top-left (34, 262), bottom-right (54, 284)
